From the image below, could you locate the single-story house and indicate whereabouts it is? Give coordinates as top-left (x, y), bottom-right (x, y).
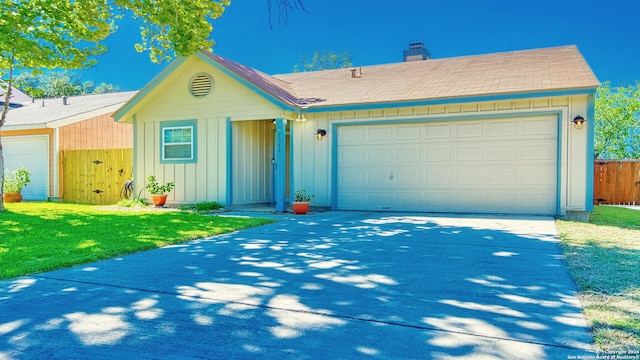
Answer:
top-left (2, 91), bottom-right (136, 201)
top-left (113, 45), bottom-right (599, 216)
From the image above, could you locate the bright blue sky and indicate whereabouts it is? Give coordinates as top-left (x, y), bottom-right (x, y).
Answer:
top-left (82, 0), bottom-right (640, 91)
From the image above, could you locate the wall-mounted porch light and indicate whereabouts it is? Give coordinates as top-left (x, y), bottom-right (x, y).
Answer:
top-left (296, 113), bottom-right (307, 122)
top-left (573, 115), bottom-right (585, 129)
top-left (316, 129), bottom-right (327, 140)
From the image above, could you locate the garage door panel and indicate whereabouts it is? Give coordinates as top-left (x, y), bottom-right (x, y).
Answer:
top-left (340, 148), bottom-right (365, 165)
top-left (452, 193), bottom-right (482, 209)
top-left (424, 124), bottom-right (451, 139)
top-left (520, 167), bottom-right (555, 185)
top-left (521, 143), bottom-right (556, 161)
top-left (487, 120), bottom-right (517, 137)
top-left (396, 192), bottom-right (420, 208)
top-left (338, 127), bottom-right (365, 144)
top-left (523, 118), bottom-right (556, 136)
top-left (397, 125), bottom-right (421, 140)
top-left (397, 147), bottom-right (420, 162)
top-left (368, 127), bottom-right (392, 141)
top-left (368, 170), bottom-right (391, 185)
top-left (485, 193), bottom-right (518, 210)
top-left (488, 145), bottom-right (517, 161)
top-left (488, 170), bottom-right (517, 185)
top-left (426, 169), bottom-right (451, 185)
top-left (340, 170), bottom-right (364, 185)
top-left (368, 192), bottom-right (392, 208)
top-left (454, 170), bottom-right (482, 185)
top-left (455, 122), bottom-right (483, 138)
top-left (368, 148), bottom-right (392, 163)
top-left (425, 147), bottom-right (450, 162)
top-left (455, 146), bottom-right (483, 162)
top-left (338, 191), bottom-right (363, 208)
top-left (425, 193), bottom-right (451, 209)
top-left (395, 170), bottom-right (420, 186)
top-left (521, 192), bottom-right (555, 211)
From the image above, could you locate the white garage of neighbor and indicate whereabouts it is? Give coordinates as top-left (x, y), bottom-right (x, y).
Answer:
top-left (114, 44), bottom-right (599, 217)
top-left (3, 135), bottom-right (50, 200)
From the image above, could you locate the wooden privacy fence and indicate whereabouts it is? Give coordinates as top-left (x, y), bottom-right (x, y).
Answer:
top-left (61, 148), bottom-right (133, 205)
top-left (593, 160), bottom-right (640, 205)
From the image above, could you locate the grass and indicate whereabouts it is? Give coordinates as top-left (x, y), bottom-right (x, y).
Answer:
top-left (557, 206), bottom-right (640, 353)
top-left (0, 202), bottom-right (274, 280)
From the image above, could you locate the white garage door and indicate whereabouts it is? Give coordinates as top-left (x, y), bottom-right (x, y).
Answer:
top-left (337, 116), bottom-right (558, 214)
top-left (4, 135), bottom-right (49, 200)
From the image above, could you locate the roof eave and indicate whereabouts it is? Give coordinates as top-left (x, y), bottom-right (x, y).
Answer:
top-left (196, 51), bottom-right (301, 112)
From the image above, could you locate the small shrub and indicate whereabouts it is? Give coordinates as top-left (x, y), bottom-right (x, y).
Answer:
top-left (4, 168), bottom-right (31, 193)
top-left (117, 198), bottom-right (146, 207)
top-left (195, 201), bottom-right (222, 211)
top-left (146, 176), bottom-right (175, 195)
top-left (294, 189), bottom-right (315, 202)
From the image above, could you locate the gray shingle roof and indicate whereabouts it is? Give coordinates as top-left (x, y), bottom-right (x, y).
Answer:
top-left (0, 81), bottom-right (32, 105)
top-left (204, 45), bottom-right (599, 109)
top-left (4, 91), bottom-right (138, 128)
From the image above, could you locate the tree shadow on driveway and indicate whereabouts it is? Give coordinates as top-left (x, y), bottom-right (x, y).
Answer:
top-left (0, 212), bottom-right (595, 359)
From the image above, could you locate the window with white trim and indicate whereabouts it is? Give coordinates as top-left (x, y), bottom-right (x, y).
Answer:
top-left (160, 121), bottom-right (197, 163)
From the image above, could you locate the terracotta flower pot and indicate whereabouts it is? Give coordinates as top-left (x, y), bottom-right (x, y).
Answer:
top-left (151, 194), bottom-right (168, 207)
top-left (292, 201), bottom-right (310, 214)
top-left (3, 192), bottom-right (23, 203)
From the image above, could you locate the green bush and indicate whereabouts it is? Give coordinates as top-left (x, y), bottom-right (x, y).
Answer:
top-left (117, 198), bottom-right (146, 207)
top-left (195, 201), bottom-right (222, 211)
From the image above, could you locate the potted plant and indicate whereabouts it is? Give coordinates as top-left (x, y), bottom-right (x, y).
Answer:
top-left (292, 189), bottom-right (315, 214)
top-left (3, 167), bottom-right (31, 203)
top-left (146, 175), bottom-right (175, 207)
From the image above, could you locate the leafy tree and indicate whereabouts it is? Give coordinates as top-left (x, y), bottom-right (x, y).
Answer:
top-left (294, 48), bottom-right (353, 72)
top-left (120, 0), bottom-right (231, 64)
top-left (94, 82), bottom-right (121, 94)
top-left (0, 0), bottom-right (303, 211)
top-left (14, 71), bottom-right (119, 98)
top-left (0, 0), bottom-right (113, 211)
top-left (594, 82), bottom-right (640, 159)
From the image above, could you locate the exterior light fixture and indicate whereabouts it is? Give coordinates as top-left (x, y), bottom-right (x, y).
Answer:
top-left (573, 115), bottom-right (585, 129)
top-left (296, 113), bottom-right (307, 122)
top-left (316, 129), bottom-right (327, 140)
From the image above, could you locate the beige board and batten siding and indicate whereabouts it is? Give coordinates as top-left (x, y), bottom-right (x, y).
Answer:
top-left (292, 95), bottom-right (591, 214)
top-left (130, 56), bottom-right (284, 204)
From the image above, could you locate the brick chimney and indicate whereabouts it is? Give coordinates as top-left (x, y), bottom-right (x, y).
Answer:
top-left (403, 42), bottom-right (431, 62)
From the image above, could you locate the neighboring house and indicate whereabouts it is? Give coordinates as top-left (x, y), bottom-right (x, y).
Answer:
top-left (0, 81), bottom-right (32, 108)
top-left (1, 91), bottom-right (137, 201)
top-left (114, 45), bottom-right (599, 216)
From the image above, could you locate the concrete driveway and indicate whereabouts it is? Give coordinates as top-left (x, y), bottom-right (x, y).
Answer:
top-left (0, 212), bottom-right (594, 359)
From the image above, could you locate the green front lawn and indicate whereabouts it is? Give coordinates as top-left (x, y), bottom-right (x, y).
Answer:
top-left (0, 202), bottom-right (274, 280)
top-left (557, 206), bottom-right (640, 353)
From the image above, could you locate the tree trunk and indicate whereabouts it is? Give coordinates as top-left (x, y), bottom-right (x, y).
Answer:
top-left (0, 50), bottom-right (15, 212)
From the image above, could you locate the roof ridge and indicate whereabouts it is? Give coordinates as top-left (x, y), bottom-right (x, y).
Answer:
top-left (33, 90), bottom-right (139, 101)
top-left (275, 45), bottom-right (581, 78)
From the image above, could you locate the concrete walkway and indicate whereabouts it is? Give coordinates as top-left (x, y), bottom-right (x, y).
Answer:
top-left (0, 212), bottom-right (594, 359)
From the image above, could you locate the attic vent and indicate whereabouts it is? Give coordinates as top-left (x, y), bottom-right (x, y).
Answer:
top-left (189, 73), bottom-right (214, 98)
